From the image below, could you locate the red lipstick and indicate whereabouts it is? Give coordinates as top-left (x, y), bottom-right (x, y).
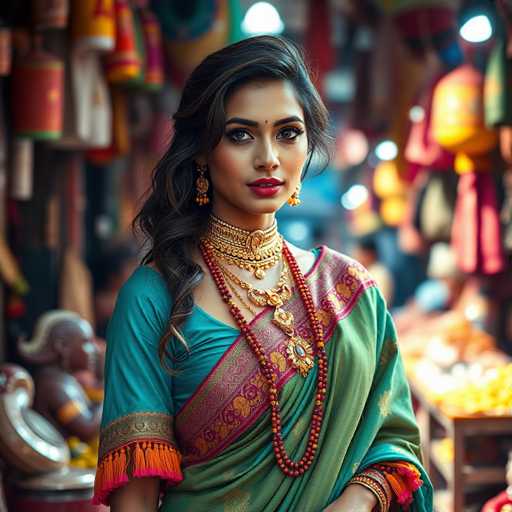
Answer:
top-left (248, 177), bottom-right (284, 198)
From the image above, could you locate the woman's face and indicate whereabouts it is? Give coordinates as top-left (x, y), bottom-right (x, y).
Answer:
top-left (203, 79), bottom-right (309, 228)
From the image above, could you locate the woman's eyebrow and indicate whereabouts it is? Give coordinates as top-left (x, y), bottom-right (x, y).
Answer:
top-left (225, 116), bottom-right (305, 127)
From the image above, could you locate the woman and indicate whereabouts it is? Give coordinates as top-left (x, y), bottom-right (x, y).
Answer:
top-left (93, 36), bottom-right (433, 511)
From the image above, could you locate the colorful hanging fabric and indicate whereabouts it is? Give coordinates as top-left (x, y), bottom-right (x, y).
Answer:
top-left (86, 88), bottom-right (129, 164)
top-left (151, 0), bottom-right (216, 40)
top-left (432, 63), bottom-right (503, 274)
top-left (33, 0), bottom-right (69, 29)
top-left (72, 0), bottom-right (115, 52)
top-left (451, 171), bottom-right (504, 274)
top-left (105, 0), bottom-right (142, 84)
top-left (304, 0), bottom-right (335, 97)
top-left (391, 5), bottom-right (462, 67)
top-left (54, 48), bottom-right (111, 149)
top-left (126, 8), bottom-right (146, 87)
top-left (12, 37), bottom-right (64, 140)
top-left (164, 0), bottom-right (229, 86)
top-left (140, 8), bottom-right (164, 90)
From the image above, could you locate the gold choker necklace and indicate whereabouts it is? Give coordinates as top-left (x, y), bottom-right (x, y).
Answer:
top-left (202, 214), bottom-right (282, 279)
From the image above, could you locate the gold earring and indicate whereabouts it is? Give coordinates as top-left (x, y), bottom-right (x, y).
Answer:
top-left (287, 183), bottom-right (301, 206)
top-left (195, 163), bottom-right (210, 205)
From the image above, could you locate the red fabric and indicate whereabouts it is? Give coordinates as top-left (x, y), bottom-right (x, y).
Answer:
top-left (451, 172), bottom-right (505, 274)
top-left (482, 490), bottom-right (512, 511)
top-left (304, 0), bottom-right (334, 97)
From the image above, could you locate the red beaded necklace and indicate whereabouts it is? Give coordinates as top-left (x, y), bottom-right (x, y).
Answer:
top-left (200, 240), bottom-right (328, 477)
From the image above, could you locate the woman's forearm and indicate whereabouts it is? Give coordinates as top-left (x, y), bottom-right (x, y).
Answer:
top-left (109, 477), bottom-right (160, 512)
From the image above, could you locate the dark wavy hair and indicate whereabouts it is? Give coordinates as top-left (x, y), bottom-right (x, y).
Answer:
top-left (134, 35), bottom-right (331, 368)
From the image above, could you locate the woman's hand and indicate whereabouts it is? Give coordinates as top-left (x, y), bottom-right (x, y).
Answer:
top-left (322, 483), bottom-right (377, 512)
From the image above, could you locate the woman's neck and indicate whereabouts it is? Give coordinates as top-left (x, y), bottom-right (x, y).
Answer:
top-left (211, 206), bottom-right (275, 232)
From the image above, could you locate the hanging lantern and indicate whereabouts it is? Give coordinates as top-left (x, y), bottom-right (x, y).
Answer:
top-left (140, 8), bottom-right (164, 90)
top-left (432, 63), bottom-right (497, 171)
top-left (373, 161), bottom-right (407, 199)
top-left (72, 0), bottom-right (115, 52)
top-left (0, 26), bottom-right (11, 76)
top-left (105, 0), bottom-right (141, 83)
top-left (12, 37), bottom-right (64, 140)
top-left (33, 0), bottom-right (69, 29)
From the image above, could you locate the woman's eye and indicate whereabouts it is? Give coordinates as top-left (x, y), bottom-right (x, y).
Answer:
top-left (226, 129), bottom-right (252, 143)
top-left (278, 127), bottom-right (304, 141)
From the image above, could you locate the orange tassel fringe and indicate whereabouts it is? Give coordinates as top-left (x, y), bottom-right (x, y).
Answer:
top-left (374, 461), bottom-right (423, 509)
top-left (92, 441), bottom-right (183, 506)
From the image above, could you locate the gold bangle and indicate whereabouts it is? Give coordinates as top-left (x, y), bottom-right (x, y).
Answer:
top-left (349, 475), bottom-right (390, 512)
top-left (362, 468), bottom-right (393, 505)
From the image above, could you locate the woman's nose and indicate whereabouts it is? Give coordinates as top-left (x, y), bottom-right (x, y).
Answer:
top-left (254, 140), bottom-right (279, 171)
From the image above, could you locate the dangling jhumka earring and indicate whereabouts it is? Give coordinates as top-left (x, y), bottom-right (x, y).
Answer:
top-left (287, 183), bottom-right (301, 206)
top-left (195, 163), bottom-right (210, 205)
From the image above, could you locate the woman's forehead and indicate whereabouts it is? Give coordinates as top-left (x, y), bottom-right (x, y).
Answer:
top-left (225, 80), bottom-right (304, 121)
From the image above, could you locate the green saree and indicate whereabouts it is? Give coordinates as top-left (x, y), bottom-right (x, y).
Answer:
top-left (94, 246), bottom-right (433, 511)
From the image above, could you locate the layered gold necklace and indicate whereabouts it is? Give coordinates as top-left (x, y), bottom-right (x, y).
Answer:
top-left (202, 214), bottom-right (282, 279)
top-left (205, 218), bottom-right (315, 378)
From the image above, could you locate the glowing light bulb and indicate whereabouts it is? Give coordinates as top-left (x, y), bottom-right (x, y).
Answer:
top-left (375, 140), bottom-right (398, 161)
top-left (242, 2), bottom-right (284, 35)
top-left (341, 184), bottom-right (369, 210)
top-left (460, 14), bottom-right (493, 43)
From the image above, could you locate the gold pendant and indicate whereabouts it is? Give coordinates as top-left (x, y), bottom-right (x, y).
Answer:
top-left (286, 336), bottom-right (314, 377)
top-left (273, 308), bottom-right (294, 335)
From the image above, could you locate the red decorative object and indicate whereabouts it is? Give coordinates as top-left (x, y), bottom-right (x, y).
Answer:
top-left (140, 8), bottom-right (164, 90)
top-left (200, 241), bottom-right (328, 477)
top-left (72, 0), bottom-right (115, 53)
top-left (105, 0), bottom-right (141, 83)
top-left (11, 37), bottom-right (63, 140)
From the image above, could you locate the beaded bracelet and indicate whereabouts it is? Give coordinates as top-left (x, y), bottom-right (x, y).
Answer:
top-left (348, 474), bottom-right (391, 512)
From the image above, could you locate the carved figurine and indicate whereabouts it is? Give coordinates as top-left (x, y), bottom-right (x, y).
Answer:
top-left (18, 311), bottom-right (103, 443)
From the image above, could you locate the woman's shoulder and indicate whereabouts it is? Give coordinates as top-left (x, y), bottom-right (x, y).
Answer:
top-left (115, 264), bottom-right (172, 321)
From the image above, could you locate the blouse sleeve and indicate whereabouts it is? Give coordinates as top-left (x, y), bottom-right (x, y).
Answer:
top-left (92, 270), bottom-right (183, 506)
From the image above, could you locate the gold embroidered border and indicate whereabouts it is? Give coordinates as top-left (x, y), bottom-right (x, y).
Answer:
top-left (99, 412), bottom-right (176, 459)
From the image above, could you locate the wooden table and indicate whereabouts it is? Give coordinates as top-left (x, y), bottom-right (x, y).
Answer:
top-left (410, 379), bottom-right (512, 512)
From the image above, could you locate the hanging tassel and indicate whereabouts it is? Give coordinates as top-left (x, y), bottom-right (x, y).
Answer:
top-left (93, 440), bottom-right (183, 506)
top-left (374, 461), bottom-right (423, 509)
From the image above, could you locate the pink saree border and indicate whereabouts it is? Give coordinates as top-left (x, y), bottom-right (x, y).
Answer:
top-left (174, 247), bottom-right (376, 466)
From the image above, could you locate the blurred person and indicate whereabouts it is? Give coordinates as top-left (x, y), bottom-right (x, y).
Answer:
top-left (93, 238), bottom-right (139, 338)
top-left (94, 36), bottom-right (432, 512)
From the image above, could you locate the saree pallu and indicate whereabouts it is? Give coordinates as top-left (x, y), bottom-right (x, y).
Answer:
top-left (94, 247), bottom-right (433, 511)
